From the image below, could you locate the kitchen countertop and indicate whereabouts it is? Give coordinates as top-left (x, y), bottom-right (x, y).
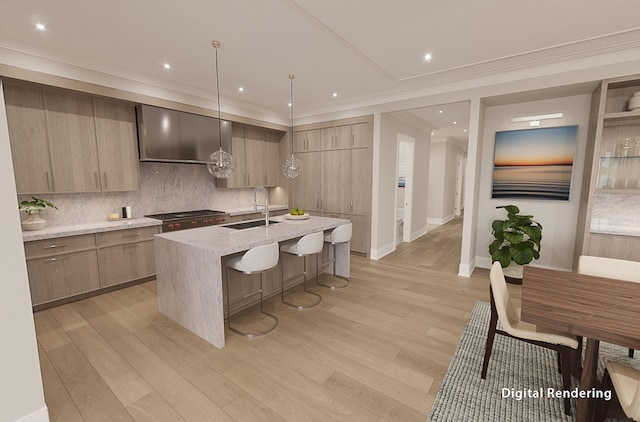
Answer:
top-left (225, 205), bottom-right (288, 216)
top-left (21, 218), bottom-right (162, 241)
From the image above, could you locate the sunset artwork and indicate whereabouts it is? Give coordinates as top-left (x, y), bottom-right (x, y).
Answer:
top-left (492, 125), bottom-right (577, 200)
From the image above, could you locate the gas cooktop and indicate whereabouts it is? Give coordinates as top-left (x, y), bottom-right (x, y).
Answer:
top-left (145, 209), bottom-right (227, 220)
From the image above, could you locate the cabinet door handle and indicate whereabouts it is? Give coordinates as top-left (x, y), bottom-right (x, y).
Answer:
top-left (45, 256), bottom-right (69, 262)
top-left (124, 243), bottom-right (143, 249)
top-left (95, 172), bottom-right (100, 189)
top-left (124, 232), bottom-right (142, 237)
top-left (103, 172), bottom-right (108, 189)
top-left (44, 244), bottom-right (68, 249)
top-left (45, 171), bottom-right (52, 191)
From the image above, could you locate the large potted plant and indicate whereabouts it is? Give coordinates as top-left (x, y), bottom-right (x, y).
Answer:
top-left (488, 204), bottom-right (542, 283)
top-left (19, 196), bottom-right (57, 231)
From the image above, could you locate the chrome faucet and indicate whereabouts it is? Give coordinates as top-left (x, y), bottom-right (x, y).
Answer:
top-left (253, 186), bottom-right (269, 226)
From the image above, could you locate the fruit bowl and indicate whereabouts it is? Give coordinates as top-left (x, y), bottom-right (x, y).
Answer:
top-left (285, 213), bottom-right (310, 220)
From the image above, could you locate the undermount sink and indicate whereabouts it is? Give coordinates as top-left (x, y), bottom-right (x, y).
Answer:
top-left (224, 219), bottom-right (280, 230)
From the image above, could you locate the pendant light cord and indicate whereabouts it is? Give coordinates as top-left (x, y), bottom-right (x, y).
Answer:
top-left (289, 74), bottom-right (294, 154)
top-left (215, 42), bottom-right (222, 149)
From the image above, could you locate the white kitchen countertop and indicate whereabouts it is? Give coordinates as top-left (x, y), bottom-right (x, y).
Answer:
top-left (225, 204), bottom-right (288, 216)
top-left (21, 218), bottom-right (162, 241)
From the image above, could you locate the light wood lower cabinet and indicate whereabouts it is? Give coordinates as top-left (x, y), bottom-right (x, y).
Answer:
top-left (24, 225), bottom-right (160, 308)
top-left (27, 250), bottom-right (101, 306)
top-left (98, 241), bottom-right (156, 287)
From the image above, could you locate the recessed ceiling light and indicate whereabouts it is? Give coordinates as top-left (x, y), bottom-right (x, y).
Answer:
top-left (288, 102), bottom-right (292, 107)
top-left (438, 110), bottom-right (443, 114)
top-left (35, 23), bottom-right (46, 31)
top-left (424, 53), bottom-right (432, 62)
top-left (238, 87), bottom-right (244, 92)
top-left (332, 92), bottom-right (338, 98)
top-left (163, 63), bottom-right (171, 70)
top-left (453, 121), bottom-right (457, 125)
top-left (464, 129), bottom-right (468, 133)
top-left (431, 132), bottom-right (435, 136)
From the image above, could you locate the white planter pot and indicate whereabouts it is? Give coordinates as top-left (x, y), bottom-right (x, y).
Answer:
top-left (21, 213), bottom-right (47, 231)
top-left (503, 263), bottom-right (524, 284)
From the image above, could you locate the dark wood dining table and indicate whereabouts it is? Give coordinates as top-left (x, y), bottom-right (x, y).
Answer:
top-left (520, 266), bottom-right (640, 422)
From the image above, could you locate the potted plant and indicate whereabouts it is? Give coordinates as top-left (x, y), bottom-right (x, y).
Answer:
top-left (19, 196), bottom-right (57, 231)
top-left (488, 204), bottom-right (542, 283)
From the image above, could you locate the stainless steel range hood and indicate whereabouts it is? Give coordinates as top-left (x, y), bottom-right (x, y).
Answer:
top-left (137, 104), bottom-right (232, 164)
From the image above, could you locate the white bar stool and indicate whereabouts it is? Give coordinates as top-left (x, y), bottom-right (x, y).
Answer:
top-left (225, 242), bottom-right (279, 337)
top-left (318, 223), bottom-right (351, 289)
top-left (280, 231), bottom-right (323, 309)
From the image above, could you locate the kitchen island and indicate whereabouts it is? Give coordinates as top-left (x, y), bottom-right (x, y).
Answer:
top-left (154, 214), bottom-right (351, 348)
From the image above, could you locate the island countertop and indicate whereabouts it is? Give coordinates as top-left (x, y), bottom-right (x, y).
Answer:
top-left (155, 214), bottom-right (349, 257)
top-left (154, 214), bottom-right (351, 348)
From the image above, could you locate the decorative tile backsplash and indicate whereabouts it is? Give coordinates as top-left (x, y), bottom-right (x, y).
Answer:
top-left (17, 162), bottom-right (286, 226)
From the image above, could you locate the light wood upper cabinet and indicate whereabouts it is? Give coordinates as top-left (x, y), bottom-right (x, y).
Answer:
top-left (292, 152), bottom-right (321, 211)
top-left (321, 125), bottom-right (351, 150)
top-left (351, 147), bottom-right (372, 214)
top-left (4, 84), bottom-right (53, 194)
top-left (216, 123), bottom-right (284, 188)
top-left (352, 122), bottom-right (373, 148)
top-left (244, 126), bottom-right (265, 187)
top-left (293, 129), bottom-right (321, 152)
top-left (94, 100), bottom-right (140, 191)
top-left (5, 83), bottom-right (140, 194)
top-left (45, 91), bottom-right (101, 192)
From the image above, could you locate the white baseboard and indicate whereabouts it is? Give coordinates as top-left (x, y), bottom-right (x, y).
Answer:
top-left (370, 242), bottom-right (396, 260)
top-left (14, 407), bottom-right (49, 422)
top-left (458, 257), bottom-right (476, 277)
top-left (410, 225), bottom-right (430, 242)
top-left (427, 214), bottom-right (455, 226)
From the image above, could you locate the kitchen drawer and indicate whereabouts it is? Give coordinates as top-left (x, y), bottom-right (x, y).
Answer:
top-left (24, 234), bottom-right (96, 259)
top-left (27, 249), bottom-right (100, 305)
top-left (98, 239), bottom-right (156, 287)
top-left (96, 225), bottom-right (160, 247)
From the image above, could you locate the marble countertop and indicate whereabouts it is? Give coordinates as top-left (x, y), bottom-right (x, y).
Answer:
top-left (590, 219), bottom-right (640, 237)
top-left (22, 218), bottom-right (162, 242)
top-left (155, 214), bottom-right (349, 257)
top-left (225, 205), bottom-right (288, 216)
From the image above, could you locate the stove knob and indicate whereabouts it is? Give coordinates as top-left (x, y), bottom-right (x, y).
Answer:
top-left (175, 223), bottom-right (181, 229)
top-left (192, 220), bottom-right (197, 227)
top-left (209, 218), bottom-right (215, 223)
top-left (168, 224), bottom-right (174, 230)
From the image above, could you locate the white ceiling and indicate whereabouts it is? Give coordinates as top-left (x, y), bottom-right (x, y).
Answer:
top-left (1, 0), bottom-right (640, 142)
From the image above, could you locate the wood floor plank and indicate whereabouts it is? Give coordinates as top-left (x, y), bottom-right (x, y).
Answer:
top-left (126, 391), bottom-right (186, 422)
top-left (46, 342), bottom-right (134, 422)
top-left (37, 344), bottom-right (84, 422)
top-left (34, 309), bottom-right (73, 352)
top-left (222, 393), bottom-right (287, 422)
top-left (65, 323), bottom-right (153, 406)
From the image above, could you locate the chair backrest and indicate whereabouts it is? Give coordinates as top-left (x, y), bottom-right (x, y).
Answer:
top-left (296, 231), bottom-right (324, 255)
top-left (632, 379), bottom-right (640, 421)
top-left (489, 261), bottom-right (522, 336)
top-left (327, 223), bottom-right (352, 244)
top-left (241, 242), bottom-right (279, 272)
top-left (577, 255), bottom-right (640, 283)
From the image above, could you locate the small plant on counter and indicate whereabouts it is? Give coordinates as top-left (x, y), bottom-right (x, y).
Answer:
top-left (19, 196), bottom-right (58, 215)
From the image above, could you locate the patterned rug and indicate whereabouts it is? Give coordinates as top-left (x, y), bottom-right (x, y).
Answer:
top-left (427, 301), bottom-right (638, 421)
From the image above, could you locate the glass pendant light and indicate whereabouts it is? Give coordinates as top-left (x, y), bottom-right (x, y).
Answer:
top-left (283, 74), bottom-right (301, 178)
top-left (207, 40), bottom-right (235, 179)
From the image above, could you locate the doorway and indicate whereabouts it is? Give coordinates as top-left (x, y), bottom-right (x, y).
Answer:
top-left (396, 133), bottom-right (415, 244)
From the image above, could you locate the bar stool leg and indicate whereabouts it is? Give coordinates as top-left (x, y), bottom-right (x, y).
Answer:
top-left (282, 253), bottom-right (322, 309)
top-left (226, 268), bottom-right (278, 338)
top-left (317, 243), bottom-right (349, 289)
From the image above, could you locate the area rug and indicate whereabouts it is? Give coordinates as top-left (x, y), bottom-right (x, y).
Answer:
top-left (427, 301), bottom-right (638, 422)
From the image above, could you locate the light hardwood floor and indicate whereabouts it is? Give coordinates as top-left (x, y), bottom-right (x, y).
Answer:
top-left (35, 217), bottom-right (492, 421)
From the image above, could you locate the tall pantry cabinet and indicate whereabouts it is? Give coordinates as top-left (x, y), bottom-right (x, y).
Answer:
top-left (290, 116), bottom-right (373, 255)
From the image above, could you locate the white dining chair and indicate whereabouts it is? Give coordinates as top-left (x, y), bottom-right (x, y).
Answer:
top-left (594, 360), bottom-right (640, 421)
top-left (481, 262), bottom-right (579, 416)
top-left (578, 255), bottom-right (640, 358)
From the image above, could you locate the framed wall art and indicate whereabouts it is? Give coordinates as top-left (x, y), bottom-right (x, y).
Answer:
top-left (491, 125), bottom-right (578, 200)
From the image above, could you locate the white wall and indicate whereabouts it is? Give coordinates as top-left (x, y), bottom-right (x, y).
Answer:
top-left (0, 82), bottom-right (49, 422)
top-left (427, 137), bottom-right (464, 225)
top-left (372, 112), bottom-right (430, 258)
top-left (474, 94), bottom-right (592, 271)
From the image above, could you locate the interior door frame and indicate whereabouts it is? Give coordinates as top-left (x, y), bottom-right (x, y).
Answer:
top-left (396, 133), bottom-right (415, 243)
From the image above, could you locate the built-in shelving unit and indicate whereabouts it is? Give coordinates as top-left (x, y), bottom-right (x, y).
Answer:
top-left (575, 74), bottom-right (640, 264)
